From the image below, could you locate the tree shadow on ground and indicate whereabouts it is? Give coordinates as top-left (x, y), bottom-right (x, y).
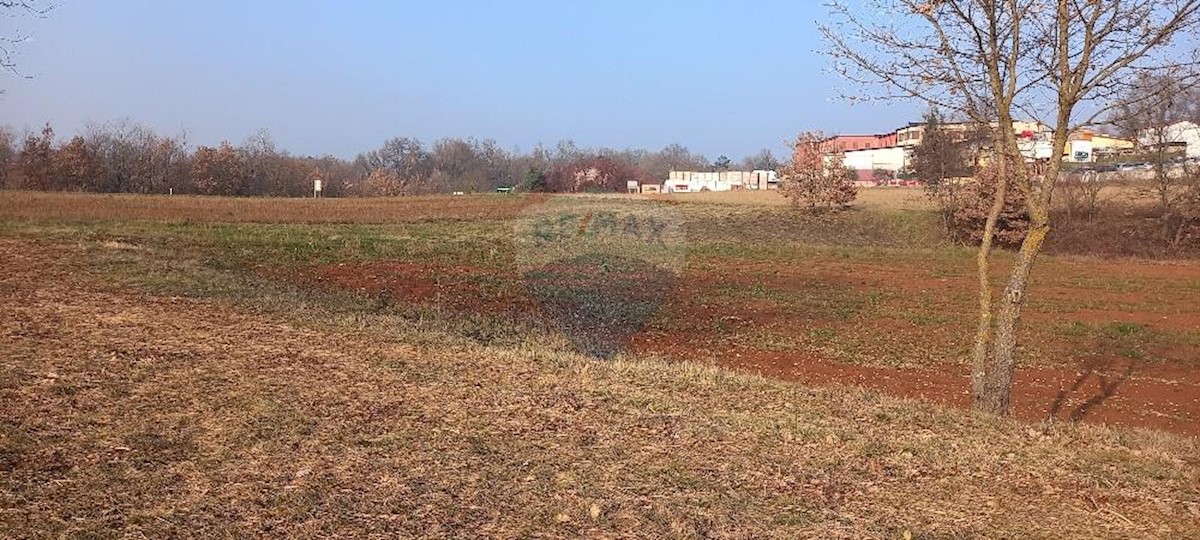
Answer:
top-left (523, 254), bottom-right (677, 359)
top-left (1047, 357), bottom-right (1137, 422)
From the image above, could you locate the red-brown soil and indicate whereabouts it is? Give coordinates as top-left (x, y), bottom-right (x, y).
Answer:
top-left (632, 331), bottom-right (1200, 436)
top-left (295, 255), bottom-right (1200, 436)
top-left (630, 255), bottom-right (1200, 436)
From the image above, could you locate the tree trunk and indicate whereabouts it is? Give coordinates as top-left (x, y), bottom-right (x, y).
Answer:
top-left (970, 154), bottom-right (1010, 409)
top-left (976, 216), bottom-right (1050, 415)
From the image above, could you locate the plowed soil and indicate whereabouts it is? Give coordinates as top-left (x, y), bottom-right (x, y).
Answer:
top-left (298, 254), bottom-right (1200, 436)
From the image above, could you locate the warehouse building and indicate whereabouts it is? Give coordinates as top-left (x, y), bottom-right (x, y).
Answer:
top-left (663, 170), bottom-right (779, 192)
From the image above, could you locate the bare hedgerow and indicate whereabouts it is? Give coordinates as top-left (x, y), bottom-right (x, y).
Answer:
top-left (1167, 163), bottom-right (1200, 250)
top-left (780, 132), bottom-right (857, 212)
top-left (1056, 169), bottom-right (1105, 223)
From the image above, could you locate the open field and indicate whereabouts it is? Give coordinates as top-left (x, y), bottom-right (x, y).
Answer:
top-left (3, 191), bottom-right (1200, 537)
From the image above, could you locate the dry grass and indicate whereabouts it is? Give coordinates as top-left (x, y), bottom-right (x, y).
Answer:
top-left (2, 236), bottom-right (1199, 538)
top-left (643, 181), bottom-right (1161, 214)
top-left (0, 191), bottom-right (536, 224)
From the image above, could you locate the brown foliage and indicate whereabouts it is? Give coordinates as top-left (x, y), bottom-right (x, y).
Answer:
top-left (18, 125), bottom-right (55, 190)
top-left (1045, 201), bottom-right (1200, 258)
top-left (361, 168), bottom-right (407, 197)
top-left (53, 136), bottom-right (102, 190)
top-left (932, 164), bottom-right (1030, 247)
top-left (191, 142), bottom-right (246, 196)
top-left (2, 121), bottom-right (759, 197)
top-left (780, 132), bottom-right (857, 211)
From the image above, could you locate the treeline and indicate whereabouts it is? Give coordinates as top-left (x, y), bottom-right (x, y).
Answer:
top-left (0, 121), bottom-right (781, 197)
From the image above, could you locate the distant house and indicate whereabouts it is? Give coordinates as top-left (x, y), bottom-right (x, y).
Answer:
top-left (816, 119), bottom-right (1124, 185)
top-left (820, 133), bottom-right (909, 186)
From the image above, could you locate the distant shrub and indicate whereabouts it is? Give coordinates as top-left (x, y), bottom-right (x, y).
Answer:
top-left (1165, 164), bottom-right (1200, 250)
top-left (1056, 169), bottom-right (1105, 222)
top-left (929, 163), bottom-right (1029, 247)
top-left (780, 132), bottom-right (857, 212)
top-left (521, 167), bottom-right (549, 193)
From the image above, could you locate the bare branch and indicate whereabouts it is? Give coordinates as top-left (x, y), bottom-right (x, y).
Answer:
top-left (1, 1), bottom-right (54, 80)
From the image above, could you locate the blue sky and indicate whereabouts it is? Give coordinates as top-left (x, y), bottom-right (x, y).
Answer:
top-left (1, 1), bottom-right (918, 159)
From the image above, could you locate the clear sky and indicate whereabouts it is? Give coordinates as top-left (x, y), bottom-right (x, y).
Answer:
top-left (1, 0), bottom-right (918, 159)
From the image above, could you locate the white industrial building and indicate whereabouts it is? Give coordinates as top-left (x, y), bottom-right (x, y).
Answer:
top-left (839, 146), bottom-right (908, 172)
top-left (664, 170), bottom-right (778, 192)
top-left (1139, 121), bottom-right (1200, 158)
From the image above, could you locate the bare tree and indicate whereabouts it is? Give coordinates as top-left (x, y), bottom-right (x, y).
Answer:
top-left (428, 137), bottom-right (514, 193)
top-left (740, 148), bottom-right (781, 172)
top-left (356, 137), bottom-right (432, 195)
top-left (1111, 73), bottom-right (1200, 249)
top-left (84, 120), bottom-right (184, 193)
top-left (150, 134), bottom-right (192, 195)
top-left (823, 0), bottom-right (1200, 415)
top-left (1057, 168), bottom-right (1104, 222)
top-left (638, 143), bottom-right (710, 180)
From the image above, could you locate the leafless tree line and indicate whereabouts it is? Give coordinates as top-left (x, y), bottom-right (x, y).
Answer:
top-left (0, 121), bottom-right (777, 196)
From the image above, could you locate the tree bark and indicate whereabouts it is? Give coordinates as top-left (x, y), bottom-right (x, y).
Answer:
top-left (970, 144), bottom-right (1010, 409)
top-left (975, 219), bottom-right (1049, 414)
